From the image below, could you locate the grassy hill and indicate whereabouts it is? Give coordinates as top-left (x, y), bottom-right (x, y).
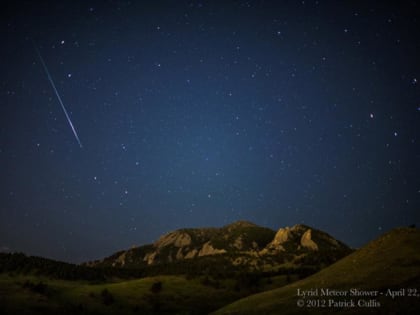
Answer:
top-left (211, 227), bottom-right (420, 315)
top-left (0, 250), bottom-right (299, 315)
top-left (0, 273), bottom-right (245, 315)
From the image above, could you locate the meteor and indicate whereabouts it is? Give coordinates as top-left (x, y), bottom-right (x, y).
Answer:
top-left (33, 43), bottom-right (83, 148)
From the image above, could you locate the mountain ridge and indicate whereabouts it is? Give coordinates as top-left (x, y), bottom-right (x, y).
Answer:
top-left (86, 221), bottom-right (352, 273)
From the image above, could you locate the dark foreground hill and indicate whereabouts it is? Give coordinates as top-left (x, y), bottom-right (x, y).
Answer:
top-left (211, 227), bottom-right (420, 315)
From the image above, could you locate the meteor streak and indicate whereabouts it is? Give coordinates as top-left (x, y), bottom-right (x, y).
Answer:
top-left (33, 43), bottom-right (83, 148)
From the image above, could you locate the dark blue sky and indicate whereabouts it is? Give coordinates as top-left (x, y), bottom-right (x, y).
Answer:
top-left (1, 1), bottom-right (419, 263)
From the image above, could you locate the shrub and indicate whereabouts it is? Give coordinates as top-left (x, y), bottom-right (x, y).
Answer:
top-left (150, 281), bottom-right (162, 294)
top-left (100, 288), bottom-right (114, 305)
top-left (22, 280), bottom-right (49, 295)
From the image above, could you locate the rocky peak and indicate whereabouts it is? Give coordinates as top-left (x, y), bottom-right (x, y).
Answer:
top-left (223, 220), bottom-right (258, 231)
top-left (263, 224), bottom-right (329, 254)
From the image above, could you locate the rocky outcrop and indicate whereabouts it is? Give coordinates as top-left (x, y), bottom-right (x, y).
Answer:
top-left (112, 251), bottom-right (127, 267)
top-left (233, 236), bottom-right (244, 250)
top-left (273, 227), bottom-right (290, 244)
top-left (198, 242), bottom-right (227, 257)
top-left (300, 229), bottom-right (319, 251)
top-left (261, 225), bottom-right (325, 255)
top-left (144, 252), bottom-right (157, 265)
top-left (261, 227), bottom-right (290, 254)
top-left (176, 248), bottom-right (184, 260)
top-left (155, 232), bottom-right (192, 248)
top-left (185, 249), bottom-right (198, 259)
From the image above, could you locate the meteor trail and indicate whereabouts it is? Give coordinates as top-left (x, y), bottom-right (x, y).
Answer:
top-left (33, 43), bottom-right (83, 148)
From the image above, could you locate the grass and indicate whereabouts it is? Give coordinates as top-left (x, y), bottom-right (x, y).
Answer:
top-left (0, 271), bottom-right (306, 314)
top-left (0, 274), bottom-right (242, 315)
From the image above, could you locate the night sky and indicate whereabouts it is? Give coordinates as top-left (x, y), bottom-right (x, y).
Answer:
top-left (1, 1), bottom-right (419, 263)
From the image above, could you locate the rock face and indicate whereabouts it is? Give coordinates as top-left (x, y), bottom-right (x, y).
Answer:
top-left (144, 252), bottom-right (157, 265)
top-left (155, 231), bottom-right (192, 248)
top-left (198, 242), bottom-right (227, 256)
top-left (185, 249), bottom-right (198, 259)
top-left (300, 229), bottom-right (318, 250)
top-left (112, 251), bottom-right (127, 267)
top-left (273, 227), bottom-right (290, 244)
top-left (89, 221), bottom-right (352, 271)
top-left (263, 227), bottom-right (290, 252)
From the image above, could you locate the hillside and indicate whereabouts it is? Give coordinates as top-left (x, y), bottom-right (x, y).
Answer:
top-left (0, 253), bottom-right (105, 281)
top-left (87, 221), bottom-right (351, 275)
top-left (0, 273), bottom-right (244, 315)
top-left (212, 227), bottom-right (420, 315)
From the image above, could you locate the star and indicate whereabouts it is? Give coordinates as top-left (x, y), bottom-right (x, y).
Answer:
top-left (2, 0), bottom-right (419, 265)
